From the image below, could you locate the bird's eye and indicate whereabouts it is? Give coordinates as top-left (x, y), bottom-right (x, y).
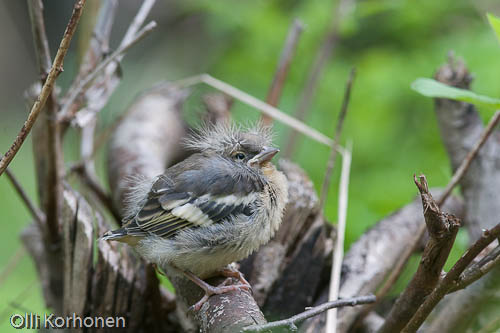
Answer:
top-left (234, 152), bottom-right (246, 160)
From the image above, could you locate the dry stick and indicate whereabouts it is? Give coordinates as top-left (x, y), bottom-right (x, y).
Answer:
top-left (121, 0), bottom-right (157, 45)
top-left (261, 18), bottom-right (304, 126)
top-left (365, 110), bottom-right (500, 321)
top-left (27, 0), bottom-right (51, 75)
top-left (0, 279), bottom-right (38, 323)
top-left (315, 68), bottom-right (356, 333)
top-left (0, 0), bottom-right (86, 176)
top-left (174, 74), bottom-right (336, 147)
top-left (378, 175), bottom-right (461, 333)
top-left (5, 168), bottom-right (45, 226)
top-left (243, 295), bottom-right (376, 332)
top-left (448, 244), bottom-right (500, 293)
top-left (0, 246), bottom-right (26, 286)
top-left (27, 0), bottom-right (69, 245)
top-left (318, 68), bottom-right (355, 210)
top-left (327, 142), bottom-right (353, 333)
top-left (284, 0), bottom-right (354, 158)
top-left (62, 0), bottom-right (118, 108)
top-left (402, 223), bottom-right (500, 333)
top-left (58, 21), bottom-right (157, 122)
top-left (477, 316), bottom-right (500, 333)
top-left (72, 164), bottom-right (121, 222)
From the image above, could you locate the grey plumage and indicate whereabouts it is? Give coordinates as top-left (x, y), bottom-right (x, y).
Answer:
top-left (102, 123), bottom-right (288, 279)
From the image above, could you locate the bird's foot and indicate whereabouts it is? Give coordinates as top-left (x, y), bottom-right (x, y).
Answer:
top-left (183, 270), bottom-right (251, 312)
top-left (218, 267), bottom-right (252, 290)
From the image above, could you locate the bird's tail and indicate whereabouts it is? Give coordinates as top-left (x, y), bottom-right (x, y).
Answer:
top-left (100, 228), bottom-right (128, 241)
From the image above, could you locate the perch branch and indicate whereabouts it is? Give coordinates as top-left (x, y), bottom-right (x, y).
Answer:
top-left (378, 175), bottom-right (461, 333)
top-left (262, 18), bottom-right (304, 126)
top-left (174, 74), bottom-right (336, 147)
top-left (402, 223), bottom-right (500, 332)
top-left (0, 0), bottom-right (86, 176)
top-left (243, 295), bottom-right (376, 332)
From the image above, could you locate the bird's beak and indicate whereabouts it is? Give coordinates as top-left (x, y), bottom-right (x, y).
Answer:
top-left (248, 147), bottom-right (280, 166)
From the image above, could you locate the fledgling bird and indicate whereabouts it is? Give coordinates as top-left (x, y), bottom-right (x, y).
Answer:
top-left (102, 123), bottom-right (288, 310)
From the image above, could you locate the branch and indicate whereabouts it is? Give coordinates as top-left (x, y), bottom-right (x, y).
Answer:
top-left (332, 190), bottom-right (464, 333)
top-left (27, 0), bottom-right (51, 76)
top-left (433, 55), bottom-right (500, 241)
top-left (121, 0), bottom-right (157, 46)
top-left (70, 163), bottom-right (121, 223)
top-left (5, 168), bottom-right (45, 226)
top-left (324, 69), bottom-right (356, 333)
top-left (58, 21), bottom-right (157, 122)
top-left (326, 143), bottom-right (352, 333)
top-left (318, 68), bottom-right (355, 210)
top-left (173, 74), bottom-right (336, 147)
top-left (366, 108), bottom-right (500, 320)
top-left (261, 18), bottom-right (304, 126)
top-left (243, 295), bottom-right (376, 332)
top-left (448, 244), bottom-right (500, 293)
top-left (0, 0), bottom-right (86, 176)
top-left (437, 110), bottom-right (500, 206)
top-left (378, 175), bottom-right (461, 333)
top-left (402, 223), bottom-right (500, 333)
top-left (283, 0), bottom-right (354, 157)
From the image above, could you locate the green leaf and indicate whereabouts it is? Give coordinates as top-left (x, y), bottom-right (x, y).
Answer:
top-left (487, 13), bottom-right (500, 45)
top-left (411, 78), bottom-right (500, 109)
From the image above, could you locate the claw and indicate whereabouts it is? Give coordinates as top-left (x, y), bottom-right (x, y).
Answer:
top-left (182, 268), bottom-right (252, 312)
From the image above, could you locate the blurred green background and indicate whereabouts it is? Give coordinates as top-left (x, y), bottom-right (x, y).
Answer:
top-left (1, 0), bottom-right (499, 331)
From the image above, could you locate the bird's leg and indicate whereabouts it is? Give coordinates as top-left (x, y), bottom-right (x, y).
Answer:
top-left (217, 266), bottom-right (251, 289)
top-left (182, 270), bottom-right (251, 312)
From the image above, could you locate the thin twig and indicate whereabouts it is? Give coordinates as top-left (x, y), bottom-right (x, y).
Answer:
top-left (242, 295), bottom-right (376, 332)
top-left (448, 244), bottom-right (500, 293)
top-left (261, 18), bottom-right (304, 126)
top-left (437, 110), bottom-right (500, 206)
top-left (318, 68), bottom-right (355, 210)
top-left (173, 74), bottom-right (336, 147)
top-left (0, 279), bottom-right (37, 323)
top-left (0, 0), bottom-right (86, 176)
top-left (284, 0), bottom-right (355, 158)
top-left (27, 0), bottom-right (51, 76)
top-left (121, 0), bottom-right (157, 46)
top-left (5, 168), bottom-right (45, 226)
top-left (71, 163), bottom-right (121, 222)
top-left (379, 175), bottom-right (461, 333)
top-left (326, 142), bottom-right (353, 333)
top-left (58, 21), bottom-right (157, 122)
top-left (402, 223), bottom-right (500, 332)
top-left (0, 247), bottom-right (26, 286)
top-left (63, 0), bottom-right (118, 104)
top-left (476, 316), bottom-right (500, 333)
top-left (369, 110), bottom-right (500, 314)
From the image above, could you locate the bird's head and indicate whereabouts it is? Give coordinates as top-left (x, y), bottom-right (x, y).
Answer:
top-left (184, 123), bottom-right (280, 169)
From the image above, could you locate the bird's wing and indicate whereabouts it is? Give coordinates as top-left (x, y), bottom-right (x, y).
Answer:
top-left (124, 154), bottom-right (263, 239)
